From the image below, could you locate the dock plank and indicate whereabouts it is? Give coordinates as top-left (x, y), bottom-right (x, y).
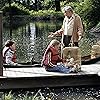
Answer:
top-left (81, 64), bottom-right (100, 74)
top-left (3, 68), bottom-right (73, 77)
top-left (0, 64), bottom-right (100, 90)
top-left (3, 64), bottom-right (100, 78)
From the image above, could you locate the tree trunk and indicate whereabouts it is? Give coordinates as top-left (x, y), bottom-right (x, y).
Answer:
top-left (34, 0), bottom-right (38, 11)
top-left (8, 0), bottom-right (12, 38)
top-left (55, 0), bottom-right (61, 11)
top-left (0, 11), bottom-right (3, 76)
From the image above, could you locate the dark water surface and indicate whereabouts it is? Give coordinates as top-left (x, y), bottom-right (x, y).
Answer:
top-left (3, 20), bottom-right (62, 63)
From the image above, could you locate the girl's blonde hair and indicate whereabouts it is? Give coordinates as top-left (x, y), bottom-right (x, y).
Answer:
top-left (49, 39), bottom-right (60, 46)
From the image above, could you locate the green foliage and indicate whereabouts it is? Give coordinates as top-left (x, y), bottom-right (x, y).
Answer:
top-left (75, 0), bottom-right (100, 28)
top-left (74, 0), bottom-right (93, 28)
top-left (5, 91), bottom-right (13, 100)
top-left (41, 0), bottom-right (55, 10)
top-left (2, 0), bottom-right (100, 29)
top-left (0, 0), bottom-right (8, 10)
top-left (4, 90), bottom-right (47, 100)
top-left (30, 10), bottom-right (63, 20)
top-left (88, 0), bottom-right (100, 27)
top-left (2, 2), bottom-right (30, 15)
top-left (2, 2), bottom-right (63, 20)
top-left (95, 22), bottom-right (100, 28)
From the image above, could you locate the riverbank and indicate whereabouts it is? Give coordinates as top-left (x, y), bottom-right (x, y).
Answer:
top-left (3, 12), bottom-right (64, 29)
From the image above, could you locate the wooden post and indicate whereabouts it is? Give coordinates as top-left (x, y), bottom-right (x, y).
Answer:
top-left (0, 11), bottom-right (3, 76)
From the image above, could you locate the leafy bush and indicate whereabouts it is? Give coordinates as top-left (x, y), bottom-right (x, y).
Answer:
top-left (2, 0), bottom-right (100, 29)
top-left (3, 2), bottom-right (30, 15)
top-left (30, 10), bottom-right (63, 20)
top-left (41, 0), bottom-right (55, 10)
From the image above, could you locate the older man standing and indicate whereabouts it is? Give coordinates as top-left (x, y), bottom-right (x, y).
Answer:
top-left (49, 6), bottom-right (84, 47)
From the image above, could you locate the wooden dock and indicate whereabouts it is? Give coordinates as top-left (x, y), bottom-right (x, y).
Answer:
top-left (0, 64), bottom-right (100, 90)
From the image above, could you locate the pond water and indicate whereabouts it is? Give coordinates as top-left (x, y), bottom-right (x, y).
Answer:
top-left (3, 20), bottom-right (97, 63)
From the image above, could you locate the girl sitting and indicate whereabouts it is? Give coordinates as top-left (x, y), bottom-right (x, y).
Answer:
top-left (41, 39), bottom-right (76, 74)
top-left (3, 40), bottom-right (17, 65)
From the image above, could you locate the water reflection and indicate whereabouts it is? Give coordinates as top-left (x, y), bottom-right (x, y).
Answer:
top-left (3, 20), bottom-right (62, 63)
top-left (3, 20), bottom-right (97, 63)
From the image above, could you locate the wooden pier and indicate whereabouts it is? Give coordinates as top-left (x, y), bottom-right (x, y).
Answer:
top-left (0, 64), bottom-right (99, 90)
